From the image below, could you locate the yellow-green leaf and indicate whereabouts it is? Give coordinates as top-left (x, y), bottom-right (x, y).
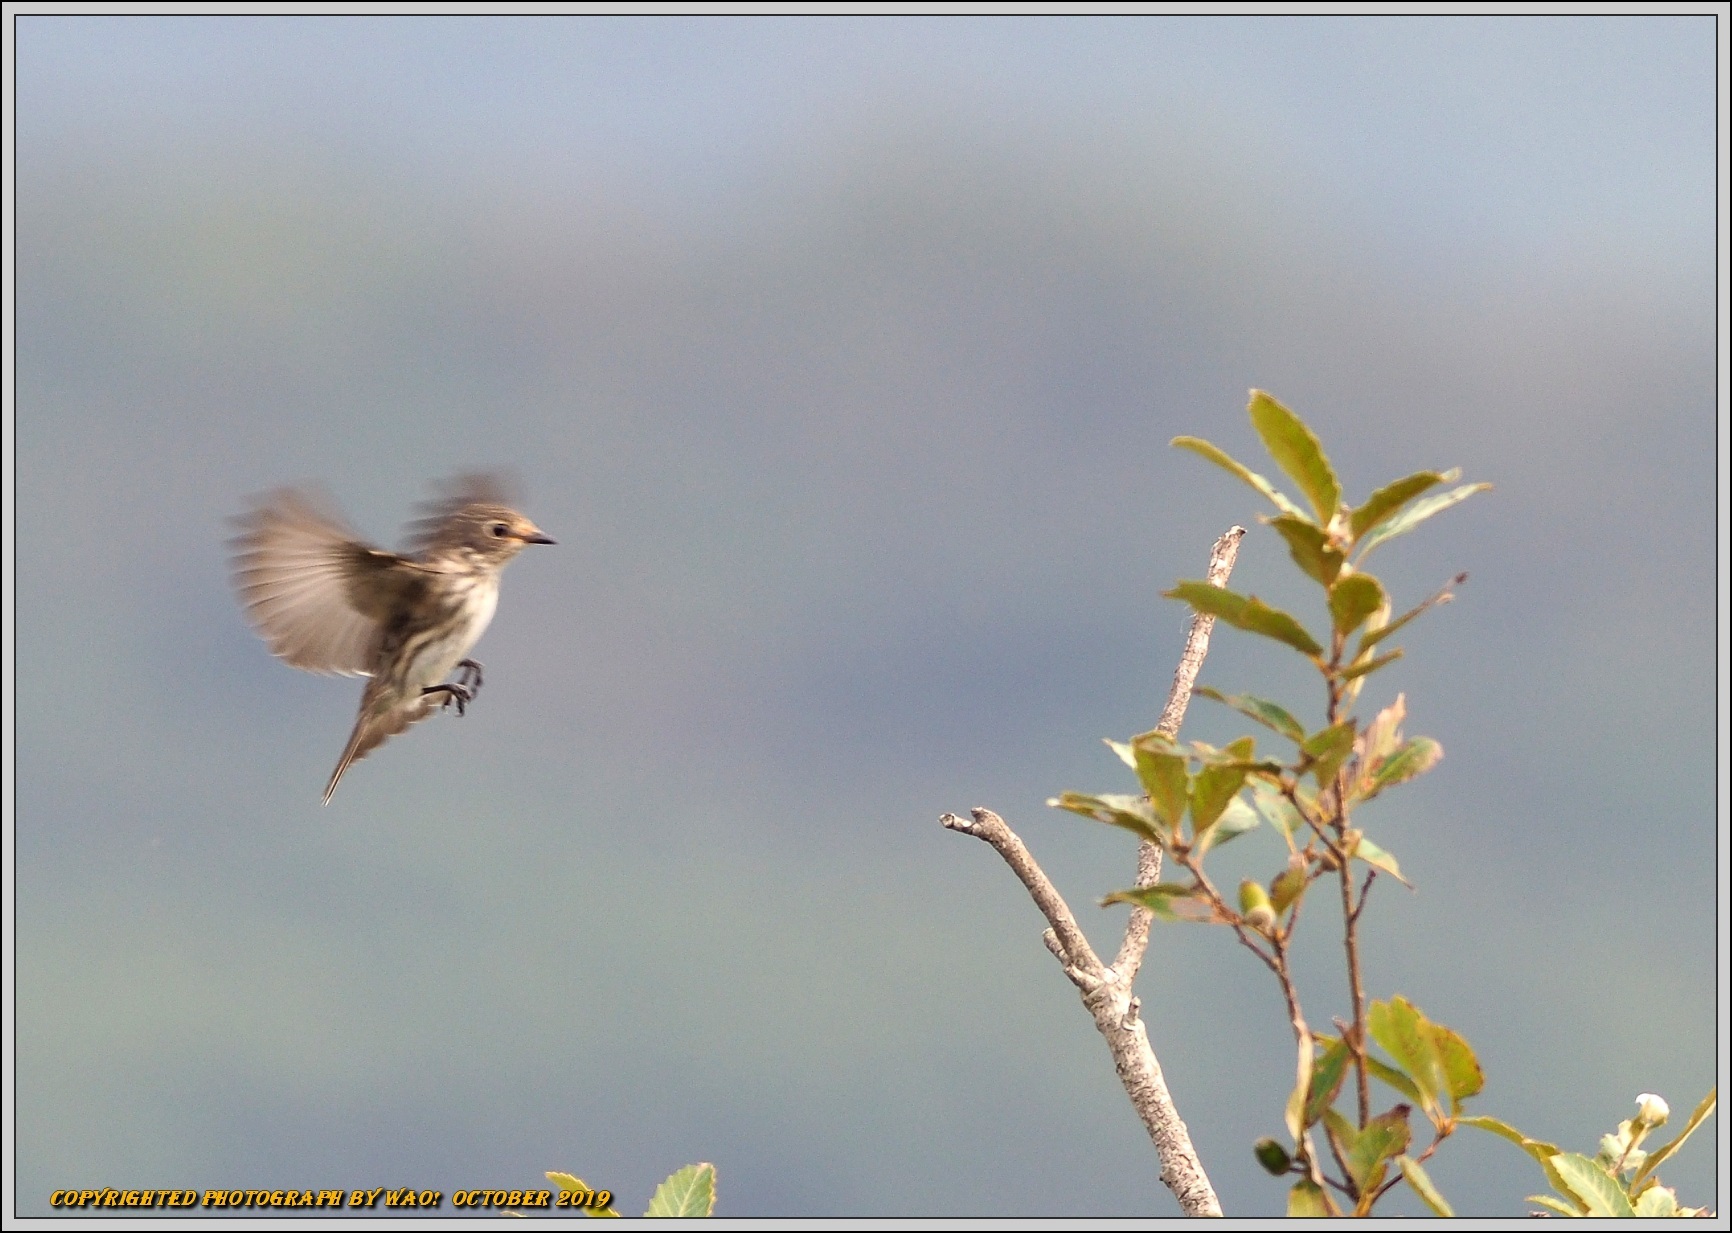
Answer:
top-left (645, 1163), bottom-right (717, 1218)
top-left (1526, 1193), bottom-right (1583, 1216)
top-left (1548, 1153), bottom-right (1635, 1217)
top-left (1102, 882), bottom-right (1209, 922)
top-left (1329, 572), bottom-right (1387, 639)
top-left (1130, 731), bottom-right (1190, 829)
top-left (1366, 737), bottom-right (1443, 799)
top-left (1429, 1021), bottom-right (1484, 1106)
top-left (1198, 795), bottom-right (1261, 855)
top-left (1339, 647), bottom-right (1403, 683)
top-left (1164, 581), bottom-right (1325, 658)
top-left (1286, 1025), bottom-right (1315, 1140)
top-left (1349, 469), bottom-right (1454, 541)
top-left (1368, 997), bottom-right (1446, 1120)
top-left (1350, 834), bottom-right (1411, 887)
top-left (1248, 390), bottom-right (1341, 524)
top-left (1249, 780), bottom-right (1306, 846)
top-left (1359, 574), bottom-right (1465, 652)
top-left (1191, 762), bottom-right (1251, 836)
top-left (1195, 686), bottom-right (1308, 744)
top-left (1399, 1154), bottom-right (1454, 1216)
top-left (1287, 1179), bottom-right (1331, 1217)
top-left (1268, 514), bottom-right (1345, 586)
top-left (1347, 1105), bottom-right (1412, 1193)
top-left (1356, 482), bottom-right (1491, 560)
top-left (1634, 1185), bottom-right (1680, 1217)
top-left (1460, 1114), bottom-right (1562, 1161)
top-left (546, 1174), bottom-right (620, 1218)
top-left (1301, 720), bottom-right (1357, 787)
top-left (1171, 435), bottom-right (1309, 519)
top-left (1050, 791), bottom-right (1169, 844)
top-left (1304, 1038), bottom-right (1352, 1127)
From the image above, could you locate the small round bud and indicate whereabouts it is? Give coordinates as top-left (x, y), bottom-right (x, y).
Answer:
top-left (1270, 866), bottom-right (1306, 915)
top-left (1253, 1137), bottom-right (1292, 1175)
top-left (1634, 1093), bottom-right (1670, 1128)
top-left (1238, 880), bottom-right (1276, 934)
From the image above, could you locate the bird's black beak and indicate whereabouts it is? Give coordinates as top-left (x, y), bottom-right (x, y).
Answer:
top-left (524, 532), bottom-right (556, 545)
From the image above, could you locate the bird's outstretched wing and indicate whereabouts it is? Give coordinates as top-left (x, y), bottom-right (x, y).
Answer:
top-left (229, 487), bottom-right (396, 676)
top-left (400, 471), bottom-right (519, 556)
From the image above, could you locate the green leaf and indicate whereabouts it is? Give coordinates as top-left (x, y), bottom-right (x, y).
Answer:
top-left (1399, 1154), bottom-right (1454, 1217)
top-left (1460, 1115), bottom-right (1571, 1203)
top-left (1191, 763), bottom-right (1251, 836)
top-left (1339, 648), bottom-right (1403, 682)
top-left (1164, 581), bottom-right (1325, 658)
top-left (1267, 514), bottom-right (1345, 586)
top-left (1359, 574), bottom-right (1465, 652)
top-left (1368, 997), bottom-right (1446, 1121)
top-left (1104, 738), bottom-right (1136, 770)
top-left (1249, 780), bottom-right (1306, 844)
top-left (1195, 686), bottom-right (1308, 744)
top-left (1286, 1179), bottom-right (1330, 1217)
top-left (1526, 1193), bottom-right (1584, 1217)
top-left (1548, 1153), bottom-right (1635, 1217)
top-left (1461, 1114), bottom-right (1562, 1157)
top-left (1049, 791), bottom-right (1169, 843)
top-left (1364, 1054), bottom-right (1423, 1104)
top-left (1304, 1038), bottom-right (1352, 1127)
top-left (1356, 482), bottom-right (1491, 560)
top-left (1129, 731), bottom-right (1190, 829)
top-left (1633, 1087), bottom-right (1716, 1186)
top-left (1171, 435), bottom-right (1309, 519)
top-left (546, 1174), bottom-right (619, 1218)
top-left (1329, 572), bottom-right (1387, 639)
top-left (1634, 1185), bottom-right (1680, 1217)
top-left (1198, 796), bottom-right (1260, 856)
top-left (1248, 390), bottom-right (1341, 524)
top-left (1365, 737), bottom-right (1443, 799)
top-left (1349, 469), bottom-right (1454, 541)
top-left (1317, 1030), bottom-right (1425, 1104)
top-left (1358, 694), bottom-right (1406, 767)
top-left (1346, 1105), bottom-right (1412, 1194)
top-left (1286, 1026), bottom-right (1315, 1140)
top-left (1429, 1021), bottom-right (1484, 1107)
top-left (1349, 833), bottom-right (1411, 887)
top-left (1321, 1105), bottom-right (1358, 1155)
top-left (1301, 720), bottom-right (1357, 787)
top-left (1102, 882), bottom-right (1207, 921)
top-left (645, 1163), bottom-right (717, 1218)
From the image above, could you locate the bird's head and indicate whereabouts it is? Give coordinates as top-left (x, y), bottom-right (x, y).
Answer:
top-left (449, 503), bottom-right (557, 561)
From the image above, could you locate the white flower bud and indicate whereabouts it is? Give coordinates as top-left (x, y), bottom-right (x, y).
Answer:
top-left (1634, 1093), bottom-right (1670, 1127)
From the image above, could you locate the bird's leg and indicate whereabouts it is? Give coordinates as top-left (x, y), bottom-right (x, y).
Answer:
top-left (422, 682), bottom-right (474, 716)
top-left (455, 659), bottom-right (484, 694)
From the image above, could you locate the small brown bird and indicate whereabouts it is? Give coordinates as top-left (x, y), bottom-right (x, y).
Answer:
top-left (230, 474), bottom-right (554, 804)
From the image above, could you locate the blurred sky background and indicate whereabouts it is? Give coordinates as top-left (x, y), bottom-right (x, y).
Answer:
top-left (11, 14), bottom-right (1723, 1218)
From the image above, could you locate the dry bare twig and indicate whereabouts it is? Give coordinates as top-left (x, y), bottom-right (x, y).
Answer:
top-left (941, 525), bottom-right (1244, 1218)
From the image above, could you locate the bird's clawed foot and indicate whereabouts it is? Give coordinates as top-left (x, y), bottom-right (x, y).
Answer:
top-left (423, 682), bottom-right (474, 716)
top-left (455, 659), bottom-right (484, 693)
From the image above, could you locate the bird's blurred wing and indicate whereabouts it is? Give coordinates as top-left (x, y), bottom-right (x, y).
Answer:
top-left (230, 487), bottom-right (393, 676)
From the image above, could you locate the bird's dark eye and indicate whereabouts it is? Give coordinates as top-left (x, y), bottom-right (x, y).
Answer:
top-left (491, 523), bottom-right (509, 537)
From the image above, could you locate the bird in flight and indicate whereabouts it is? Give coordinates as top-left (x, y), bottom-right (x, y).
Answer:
top-left (230, 473), bottom-right (554, 803)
